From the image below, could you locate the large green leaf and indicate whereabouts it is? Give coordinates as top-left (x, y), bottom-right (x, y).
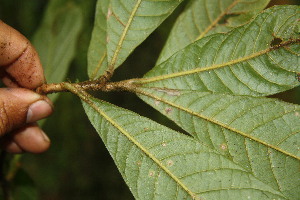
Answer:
top-left (32, 0), bottom-right (83, 101)
top-left (88, 0), bottom-right (109, 80)
top-left (137, 88), bottom-right (300, 199)
top-left (78, 88), bottom-right (287, 200)
top-left (138, 6), bottom-right (300, 96)
top-left (106, 0), bottom-right (183, 70)
top-left (157, 0), bottom-right (270, 64)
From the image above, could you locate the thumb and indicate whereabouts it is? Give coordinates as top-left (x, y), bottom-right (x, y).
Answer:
top-left (0, 88), bottom-right (53, 136)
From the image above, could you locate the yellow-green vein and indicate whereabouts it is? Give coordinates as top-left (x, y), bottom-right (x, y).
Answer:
top-left (137, 39), bottom-right (299, 84)
top-left (63, 83), bottom-right (198, 199)
top-left (136, 88), bottom-right (300, 161)
top-left (109, 0), bottom-right (142, 68)
top-left (90, 52), bottom-right (107, 80)
top-left (196, 0), bottom-right (240, 41)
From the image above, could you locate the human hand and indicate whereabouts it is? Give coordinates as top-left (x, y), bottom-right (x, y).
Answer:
top-left (0, 21), bottom-right (53, 153)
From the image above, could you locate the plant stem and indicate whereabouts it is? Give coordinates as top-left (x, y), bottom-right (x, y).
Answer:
top-left (36, 78), bottom-right (139, 95)
top-left (36, 83), bottom-right (68, 94)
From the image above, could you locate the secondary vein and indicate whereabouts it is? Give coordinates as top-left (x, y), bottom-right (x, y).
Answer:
top-left (196, 0), bottom-right (240, 41)
top-left (137, 39), bottom-right (299, 84)
top-left (64, 83), bottom-right (198, 199)
top-left (90, 52), bottom-right (107, 80)
top-left (136, 88), bottom-right (300, 161)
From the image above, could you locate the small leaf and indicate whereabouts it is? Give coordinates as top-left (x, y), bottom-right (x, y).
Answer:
top-left (88, 0), bottom-right (109, 79)
top-left (139, 6), bottom-right (300, 96)
top-left (107, 0), bottom-right (183, 70)
top-left (81, 93), bottom-right (287, 200)
top-left (157, 0), bottom-right (271, 64)
top-left (32, 1), bottom-right (83, 101)
top-left (137, 88), bottom-right (300, 199)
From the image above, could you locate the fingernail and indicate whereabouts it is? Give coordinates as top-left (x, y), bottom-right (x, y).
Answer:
top-left (27, 100), bottom-right (53, 123)
top-left (41, 130), bottom-right (50, 143)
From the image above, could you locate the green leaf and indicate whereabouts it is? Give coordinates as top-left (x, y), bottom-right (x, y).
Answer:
top-left (107, 0), bottom-right (183, 70)
top-left (137, 88), bottom-right (300, 199)
top-left (88, 0), bottom-right (109, 80)
top-left (139, 6), bottom-right (300, 96)
top-left (32, 0), bottom-right (83, 101)
top-left (80, 91), bottom-right (287, 200)
top-left (157, 0), bottom-right (271, 64)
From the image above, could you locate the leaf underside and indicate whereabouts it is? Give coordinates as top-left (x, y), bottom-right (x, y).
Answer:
top-left (82, 3), bottom-right (300, 200)
top-left (134, 5), bottom-right (300, 199)
top-left (83, 97), bottom-right (288, 200)
top-left (138, 89), bottom-right (300, 199)
top-left (141, 6), bottom-right (300, 97)
top-left (157, 0), bottom-right (271, 64)
top-left (88, 0), bottom-right (185, 79)
top-left (87, 0), bottom-right (109, 79)
top-left (106, 0), bottom-right (184, 71)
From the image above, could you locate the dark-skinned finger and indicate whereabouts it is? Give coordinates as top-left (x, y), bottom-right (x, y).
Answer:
top-left (1, 140), bottom-right (23, 154)
top-left (0, 88), bottom-right (53, 137)
top-left (0, 20), bottom-right (45, 89)
top-left (0, 123), bottom-right (50, 153)
top-left (13, 123), bottom-right (50, 153)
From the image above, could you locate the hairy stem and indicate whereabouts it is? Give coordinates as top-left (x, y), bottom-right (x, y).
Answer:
top-left (36, 78), bottom-right (139, 95)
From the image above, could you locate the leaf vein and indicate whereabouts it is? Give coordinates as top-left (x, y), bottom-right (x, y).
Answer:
top-left (267, 148), bottom-right (282, 192)
top-left (85, 96), bottom-right (197, 198)
top-left (109, 0), bottom-right (142, 69)
top-left (138, 39), bottom-right (299, 84)
top-left (196, 0), bottom-right (240, 41)
top-left (137, 89), bottom-right (300, 161)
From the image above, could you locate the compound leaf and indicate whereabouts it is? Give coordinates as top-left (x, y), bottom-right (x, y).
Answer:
top-left (157, 0), bottom-right (270, 64)
top-left (133, 6), bottom-right (300, 199)
top-left (139, 6), bottom-right (300, 96)
top-left (107, 0), bottom-right (183, 70)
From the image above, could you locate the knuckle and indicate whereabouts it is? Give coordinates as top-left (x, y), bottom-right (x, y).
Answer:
top-left (0, 21), bottom-right (29, 66)
top-left (0, 100), bottom-right (12, 136)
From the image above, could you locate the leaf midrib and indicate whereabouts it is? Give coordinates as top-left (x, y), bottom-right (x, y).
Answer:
top-left (138, 38), bottom-right (299, 84)
top-left (109, 0), bottom-right (142, 69)
top-left (72, 86), bottom-right (197, 199)
top-left (136, 88), bottom-right (300, 161)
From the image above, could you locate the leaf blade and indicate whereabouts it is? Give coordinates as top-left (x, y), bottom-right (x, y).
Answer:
top-left (138, 88), bottom-right (300, 159)
top-left (87, 0), bottom-right (109, 79)
top-left (107, 0), bottom-right (184, 70)
top-left (137, 88), bottom-right (300, 199)
top-left (157, 0), bottom-right (271, 64)
top-left (77, 87), bottom-right (287, 199)
top-left (139, 6), bottom-right (300, 96)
